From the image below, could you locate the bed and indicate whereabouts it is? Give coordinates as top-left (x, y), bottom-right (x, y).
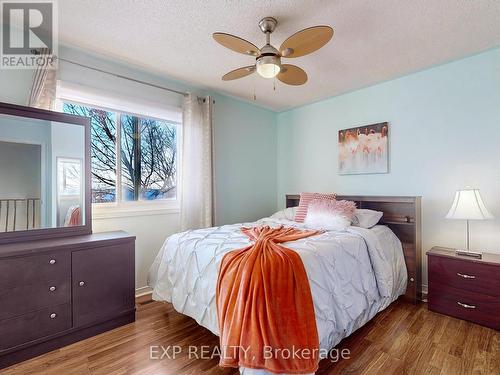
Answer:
top-left (148, 195), bottom-right (421, 374)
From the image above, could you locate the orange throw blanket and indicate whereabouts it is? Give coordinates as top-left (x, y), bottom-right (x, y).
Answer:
top-left (216, 226), bottom-right (321, 374)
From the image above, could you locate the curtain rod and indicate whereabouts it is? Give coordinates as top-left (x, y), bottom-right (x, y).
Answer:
top-left (56, 57), bottom-right (189, 97)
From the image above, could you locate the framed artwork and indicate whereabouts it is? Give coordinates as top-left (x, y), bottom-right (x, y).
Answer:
top-left (338, 122), bottom-right (389, 175)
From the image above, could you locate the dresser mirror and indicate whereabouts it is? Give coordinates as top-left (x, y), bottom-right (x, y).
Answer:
top-left (0, 102), bottom-right (91, 243)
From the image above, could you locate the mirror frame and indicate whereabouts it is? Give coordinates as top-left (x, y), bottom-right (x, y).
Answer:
top-left (0, 101), bottom-right (91, 244)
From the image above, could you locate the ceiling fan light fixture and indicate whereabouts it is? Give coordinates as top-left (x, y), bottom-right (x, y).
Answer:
top-left (256, 55), bottom-right (281, 79)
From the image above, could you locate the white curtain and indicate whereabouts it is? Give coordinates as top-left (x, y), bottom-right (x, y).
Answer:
top-left (180, 94), bottom-right (215, 231)
top-left (28, 48), bottom-right (57, 109)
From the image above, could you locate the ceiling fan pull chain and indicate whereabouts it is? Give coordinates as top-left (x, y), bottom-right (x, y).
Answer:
top-left (253, 74), bottom-right (257, 101)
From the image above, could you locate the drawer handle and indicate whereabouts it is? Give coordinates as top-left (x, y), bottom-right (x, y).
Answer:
top-left (49, 286), bottom-right (56, 292)
top-left (457, 301), bottom-right (476, 309)
top-left (79, 281), bottom-right (85, 287)
top-left (457, 272), bottom-right (475, 279)
top-left (50, 313), bottom-right (57, 319)
top-left (49, 259), bottom-right (56, 265)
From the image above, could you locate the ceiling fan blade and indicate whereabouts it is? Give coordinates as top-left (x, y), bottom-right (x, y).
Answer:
top-left (279, 26), bottom-right (334, 58)
top-left (222, 65), bottom-right (256, 81)
top-left (277, 64), bottom-right (308, 86)
top-left (213, 33), bottom-right (260, 56)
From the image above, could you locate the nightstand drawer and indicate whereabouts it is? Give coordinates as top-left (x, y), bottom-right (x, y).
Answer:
top-left (428, 255), bottom-right (500, 296)
top-left (429, 282), bottom-right (500, 330)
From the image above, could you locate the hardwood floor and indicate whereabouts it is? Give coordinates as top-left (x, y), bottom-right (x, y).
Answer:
top-left (1, 295), bottom-right (498, 375)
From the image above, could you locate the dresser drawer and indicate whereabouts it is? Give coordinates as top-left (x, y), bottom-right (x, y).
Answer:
top-left (428, 255), bottom-right (500, 295)
top-left (0, 281), bottom-right (71, 320)
top-left (0, 303), bottom-right (71, 351)
top-left (0, 252), bottom-right (70, 289)
top-left (429, 282), bottom-right (500, 330)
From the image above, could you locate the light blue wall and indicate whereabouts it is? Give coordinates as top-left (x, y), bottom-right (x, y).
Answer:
top-left (277, 48), bottom-right (500, 285)
top-left (0, 26), bottom-right (34, 105)
top-left (0, 69), bottom-right (33, 105)
top-left (0, 116), bottom-right (52, 226)
top-left (213, 93), bottom-right (277, 224)
top-left (58, 46), bottom-right (191, 109)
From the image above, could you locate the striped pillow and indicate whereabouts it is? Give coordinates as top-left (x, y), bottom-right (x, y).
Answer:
top-left (294, 192), bottom-right (337, 222)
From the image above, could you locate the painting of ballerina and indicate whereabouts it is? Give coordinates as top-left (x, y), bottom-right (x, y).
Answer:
top-left (338, 122), bottom-right (389, 174)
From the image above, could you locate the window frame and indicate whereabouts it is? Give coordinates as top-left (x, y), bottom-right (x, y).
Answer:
top-left (54, 86), bottom-right (182, 216)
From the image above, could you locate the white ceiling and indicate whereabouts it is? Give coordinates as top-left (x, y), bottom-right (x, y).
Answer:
top-left (58, 0), bottom-right (500, 112)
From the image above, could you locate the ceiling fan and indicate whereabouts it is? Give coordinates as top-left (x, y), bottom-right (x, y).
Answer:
top-left (213, 17), bottom-right (334, 86)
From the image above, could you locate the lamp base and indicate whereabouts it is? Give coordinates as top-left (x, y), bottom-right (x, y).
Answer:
top-left (455, 249), bottom-right (482, 259)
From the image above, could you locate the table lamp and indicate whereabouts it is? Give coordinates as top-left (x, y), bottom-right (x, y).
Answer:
top-left (446, 188), bottom-right (494, 258)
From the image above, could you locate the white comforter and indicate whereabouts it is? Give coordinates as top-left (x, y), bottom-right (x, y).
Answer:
top-left (148, 217), bottom-right (407, 374)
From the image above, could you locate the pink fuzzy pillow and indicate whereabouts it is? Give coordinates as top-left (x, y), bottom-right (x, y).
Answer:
top-left (304, 199), bottom-right (357, 231)
top-left (294, 192), bottom-right (337, 222)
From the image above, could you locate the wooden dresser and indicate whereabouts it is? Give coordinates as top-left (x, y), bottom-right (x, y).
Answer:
top-left (0, 231), bottom-right (136, 369)
top-left (427, 247), bottom-right (500, 330)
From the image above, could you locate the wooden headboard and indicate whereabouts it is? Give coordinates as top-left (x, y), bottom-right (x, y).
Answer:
top-left (286, 194), bottom-right (422, 304)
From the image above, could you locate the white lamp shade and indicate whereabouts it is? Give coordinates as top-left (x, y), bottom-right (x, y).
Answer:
top-left (446, 189), bottom-right (494, 220)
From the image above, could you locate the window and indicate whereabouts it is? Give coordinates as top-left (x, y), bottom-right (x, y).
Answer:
top-left (62, 102), bottom-right (178, 205)
top-left (57, 157), bottom-right (82, 197)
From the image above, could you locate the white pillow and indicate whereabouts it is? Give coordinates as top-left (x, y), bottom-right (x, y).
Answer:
top-left (352, 209), bottom-right (383, 228)
top-left (304, 212), bottom-right (351, 231)
top-left (269, 207), bottom-right (297, 221)
top-left (304, 213), bottom-right (351, 231)
top-left (304, 214), bottom-right (351, 231)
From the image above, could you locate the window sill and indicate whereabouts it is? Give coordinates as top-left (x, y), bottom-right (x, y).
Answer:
top-left (92, 203), bottom-right (180, 219)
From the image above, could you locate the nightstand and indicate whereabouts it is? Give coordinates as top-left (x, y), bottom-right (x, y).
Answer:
top-left (427, 247), bottom-right (500, 330)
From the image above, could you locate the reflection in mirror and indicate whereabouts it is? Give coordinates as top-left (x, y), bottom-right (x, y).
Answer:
top-left (0, 141), bottom-right (41, 231)
top-left (0, 113), bottom-right (85, 232)
top-left (57, 157), bottom-right (83, 227)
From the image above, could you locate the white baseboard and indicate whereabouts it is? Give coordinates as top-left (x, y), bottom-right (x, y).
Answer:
top-left (421, 283), bottom-right (428, 295)
top-left (421, 283), bottom-right (428, 302)
top-left (135, 286), bottom-right (152, 297)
